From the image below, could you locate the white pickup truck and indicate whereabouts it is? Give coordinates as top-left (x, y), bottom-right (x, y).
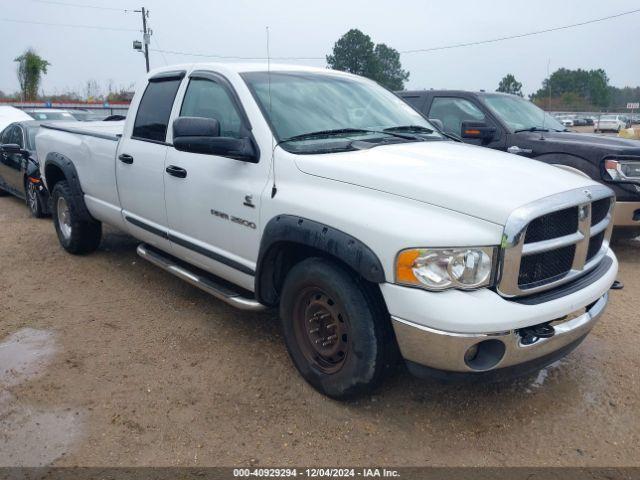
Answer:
top-left (36, 64), bottom-right (618, 399)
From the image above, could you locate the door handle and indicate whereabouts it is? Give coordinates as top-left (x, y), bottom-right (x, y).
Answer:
top-left (166, 165), bottom-right (187, 178)
top-left (118, 153), bottom-right (134, 164)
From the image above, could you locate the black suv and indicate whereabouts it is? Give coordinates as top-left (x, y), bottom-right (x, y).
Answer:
top-left (399, 90), bottom-right (640, 237)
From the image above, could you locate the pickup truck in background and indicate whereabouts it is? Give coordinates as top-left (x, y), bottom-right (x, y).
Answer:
top-left (399, 90), bottom-right (640, 239)
top-left (37, 64), bottom-right (618, 399)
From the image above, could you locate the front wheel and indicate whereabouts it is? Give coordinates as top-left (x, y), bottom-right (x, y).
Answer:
top-left (25, 180), bottom-right (45, 218)
top-left (279, 257), bottom-right (396, 399)
top-left (51, 180), bottom-right (102, 254)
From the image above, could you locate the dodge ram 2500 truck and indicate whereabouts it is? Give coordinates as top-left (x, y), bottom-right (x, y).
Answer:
top-left (36, 64), bottom-right (618, 399)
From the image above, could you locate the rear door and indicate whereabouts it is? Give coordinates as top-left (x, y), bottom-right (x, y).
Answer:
top-left (115, 71), bottom-right (185, 251)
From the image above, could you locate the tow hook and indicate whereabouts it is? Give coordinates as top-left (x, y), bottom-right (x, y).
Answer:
top-left (519, 323), bottom-right (555, 346)
top-left (611, 280), bottom-right (624, 290)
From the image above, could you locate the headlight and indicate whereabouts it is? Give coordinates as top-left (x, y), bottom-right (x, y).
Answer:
top-left (605, 159), bottom-right (640, 181)
top-left (396, 247), bottom-right (496, 291)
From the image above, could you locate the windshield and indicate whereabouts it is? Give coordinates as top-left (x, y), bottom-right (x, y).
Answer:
top-left (242, 71), bottom-right (441, 153)
top-left (601, 115), bottom-right (617, 121)
top-left (29, 111), bottom-right (75, 121)
top-left (482, 94), bottom-right (566, 132)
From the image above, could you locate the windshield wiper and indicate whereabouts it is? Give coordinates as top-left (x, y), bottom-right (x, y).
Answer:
top-left (384, 125), bottom-right (434, 135)
top-left (514, 127), bottom-right (550, 133)
top-left (280, 127), bottom-right (419, 144)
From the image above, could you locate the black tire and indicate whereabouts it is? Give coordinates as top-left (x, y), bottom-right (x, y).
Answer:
top-left (0, 187), bottom-right (9, 196)
top-left (25, 179), bottom-right (45, 218)
top-left (279, 257), bottom-right (396, 399)
top-left (51, 180), bottom-right (102, 254)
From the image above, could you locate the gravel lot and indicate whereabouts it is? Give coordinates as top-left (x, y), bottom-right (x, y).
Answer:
top-left (1, 194), bottom-right (639, 467)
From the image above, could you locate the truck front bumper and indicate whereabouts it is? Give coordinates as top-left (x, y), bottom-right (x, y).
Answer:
top-left (392, 294), bottom-right (607, 376)
top-left (381, 249), bottom-right (617, 377)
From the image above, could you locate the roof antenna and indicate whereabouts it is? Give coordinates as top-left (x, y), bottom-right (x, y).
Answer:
top-left (267, 26), bottom-right (277, 198)
top-left (541, 58), bottom-right (551, 140)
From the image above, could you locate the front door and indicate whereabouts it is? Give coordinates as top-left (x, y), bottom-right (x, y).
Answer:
top-left (163, 72), bottom-right (270, 290)
top-left (116, 74), bottom-right (183, 251)
top-left (0, 124), bottom-right (27, 194)
top-left (426, 96), bottom-right (504, 150)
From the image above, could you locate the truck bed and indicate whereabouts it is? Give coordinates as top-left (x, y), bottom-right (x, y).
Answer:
top-left (40, 120), bottom-right (125, 140)
top-left (36, 120), bottom-right (125, 228)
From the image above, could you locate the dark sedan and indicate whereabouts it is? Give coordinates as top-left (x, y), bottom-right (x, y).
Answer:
top-left (0, 120), bottom-right (50, 217)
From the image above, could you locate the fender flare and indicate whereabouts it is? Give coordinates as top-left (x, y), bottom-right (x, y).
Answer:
top-left (255, 215), bottom-right (386, 305)
top-left (43, 152), bottom-right (92, 221)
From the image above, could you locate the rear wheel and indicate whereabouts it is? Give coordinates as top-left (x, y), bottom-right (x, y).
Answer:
top-left (279, 257), bottom-right (396, 399)
top-left (51, 181), bottom-right (102, 254)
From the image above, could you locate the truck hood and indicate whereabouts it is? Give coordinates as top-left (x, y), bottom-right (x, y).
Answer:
top-left (293, 140), bottom-right (600, 225)
top-left (518, 130), bottom-right (640, 154)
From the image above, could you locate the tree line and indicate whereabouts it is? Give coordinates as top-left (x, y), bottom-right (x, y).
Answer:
top-left (4, 36), bottom-right (638, 112)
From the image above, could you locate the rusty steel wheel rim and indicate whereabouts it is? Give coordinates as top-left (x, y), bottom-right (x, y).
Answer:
top-left (293, 287), bottom-right (350, 374)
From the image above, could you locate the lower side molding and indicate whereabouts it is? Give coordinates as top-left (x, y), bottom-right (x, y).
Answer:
top-left (136, 243), bottom-right (267, 312)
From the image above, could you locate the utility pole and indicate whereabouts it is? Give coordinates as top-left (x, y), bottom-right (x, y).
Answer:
top-left (141, 7), bottom-right (150, 73)
top-left (132, 7), bottom-right (150, 72)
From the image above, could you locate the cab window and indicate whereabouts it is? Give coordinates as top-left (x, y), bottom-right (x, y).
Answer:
top-left (180, 78), bottom-right (243, 138)
top-left (3, 125), bottom-right (24, 147)
top-left (428, 97), bottom-right (486, 135)
top-left (133, 78), bottom-right (182, 142)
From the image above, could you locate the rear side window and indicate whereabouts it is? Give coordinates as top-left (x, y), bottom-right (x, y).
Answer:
top-left (180, 78), bottom-right (243, 138)
top-left (401, 94), bottom-right (425, 111)
top-left (133, 78), bottom-right (182, 142)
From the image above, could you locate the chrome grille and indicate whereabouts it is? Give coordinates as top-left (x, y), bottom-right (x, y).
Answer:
top-left (498, 185), bottom-right (615, 297)
top-left (518, 244), bottom-right (576, 287)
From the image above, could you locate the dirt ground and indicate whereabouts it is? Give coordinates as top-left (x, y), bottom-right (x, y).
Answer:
top-left (1, 194), bottom-right (639, 467)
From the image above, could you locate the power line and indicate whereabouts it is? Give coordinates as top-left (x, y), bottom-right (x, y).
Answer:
top-left (152, 35), bottom-right (169, 67)
top-left (148, 7), bottom-right (640, 61)
top-left (148, 48), bottom-right (324, 61)
top-left (0, 17), bottom-right (138, 32)
top-left (399, 7), bottom-right (640, 54)
top-left (5, 6), bottom-right (640, 60)
top-left (31, 0), bottom-right (133, 12)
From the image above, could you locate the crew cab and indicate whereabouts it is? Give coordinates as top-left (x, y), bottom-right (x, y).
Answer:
top-left (399, 90), bottom-right (640, 238)
top-left (36, 64), bottom-right (618, 399)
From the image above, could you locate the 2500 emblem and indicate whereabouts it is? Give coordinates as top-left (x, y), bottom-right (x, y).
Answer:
top-left (210, 209), bottom-right (257, 229)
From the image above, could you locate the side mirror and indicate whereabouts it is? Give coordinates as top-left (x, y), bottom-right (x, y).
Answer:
top-left (173, 116), bottom-right (220, 138)
top-left (428, 118), bottom-right (444, 132)
top-left (460, 121), bottom-right (496, 142)
top-left (0, 143), bottom-right (29, 157)
top-left (173, 116), bottom-right (258, 163)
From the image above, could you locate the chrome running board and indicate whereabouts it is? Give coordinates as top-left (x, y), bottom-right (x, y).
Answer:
top-left (136, 243), bottom-right (267, 312)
